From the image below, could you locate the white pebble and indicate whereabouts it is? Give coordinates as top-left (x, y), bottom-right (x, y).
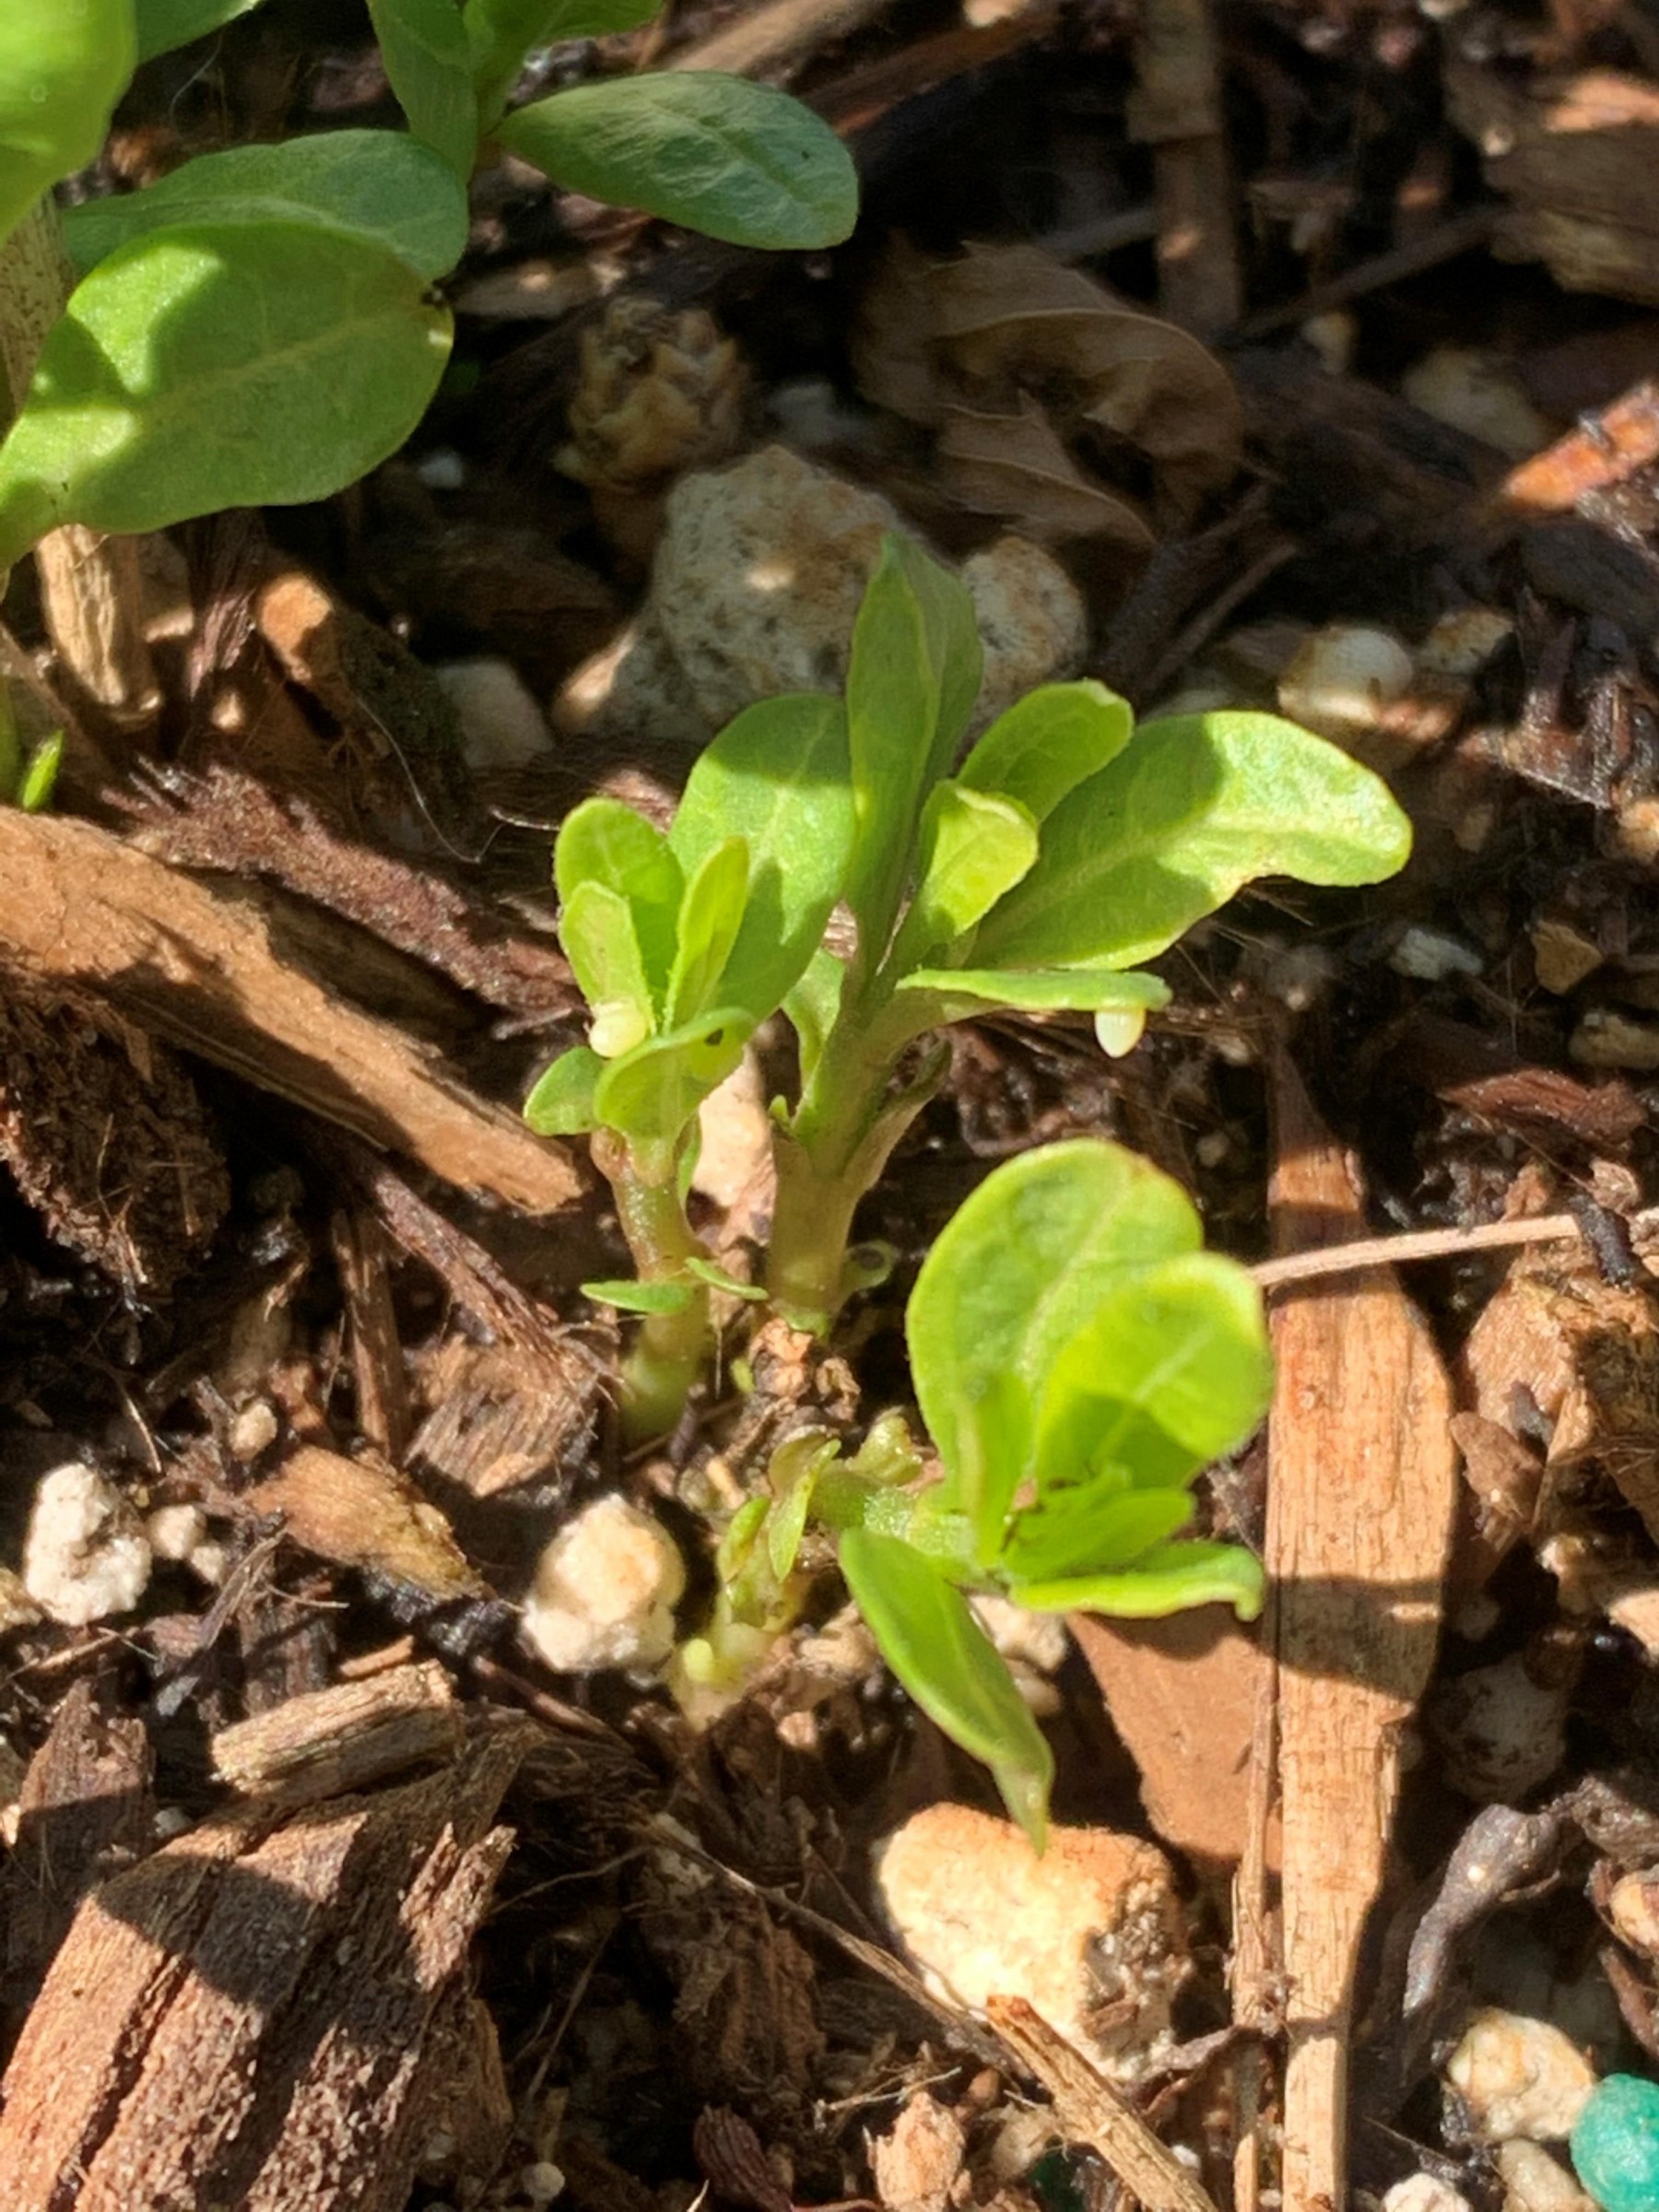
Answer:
top-left (521, 1495), bottom-right (687, 1674)
top-left (1278, 623), bottom-right (1414, 746)
top-left (1497, 2138), bottom-right (1599, 2212)
top-left (521, 2161), bottom-right (566, 2204)
top-left (1445, 2008), bottom-right (1596, 2141)
top-left (24, 1464), bottom-right (151, 1626)
top-left (1389, 926), bottom-right (1485, 982)
top-left (1384, 2174), bottom-right (1473, 2212)
top-left (435, 656), bottom-right (553, 771)
top-left (147, 1503), bottom-right (206, 1563)
top-left (414, 447), bottom-right (466, 491)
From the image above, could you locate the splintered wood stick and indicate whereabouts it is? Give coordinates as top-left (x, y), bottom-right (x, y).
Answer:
top-left (987, 1997), bottom-right (1222, 2212)
top-left (1261, 1047), bottom-right (1457, 2212)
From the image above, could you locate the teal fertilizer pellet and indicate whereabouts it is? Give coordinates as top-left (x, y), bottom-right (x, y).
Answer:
top-left (1572, 2075), bottom-right (1659, 2212)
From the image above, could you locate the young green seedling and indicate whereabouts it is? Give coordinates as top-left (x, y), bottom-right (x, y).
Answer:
top-left (527, 530), bottom-right (1411, 1429)
top-left (676, 1137), bottom-right (1276, 1848)
top-left (0, 0), bottom-right (855, 574)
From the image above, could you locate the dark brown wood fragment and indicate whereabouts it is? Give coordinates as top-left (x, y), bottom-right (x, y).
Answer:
top-left (0, 1728), bottom-right (529, 2212)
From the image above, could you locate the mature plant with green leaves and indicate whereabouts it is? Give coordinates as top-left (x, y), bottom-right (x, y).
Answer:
top-left (677, 1138), bottom-right (1275, 1846)
top-left (527, 531), bottom-right (1411, 1432)
top-left (0, 0), bottom-right (855, 575)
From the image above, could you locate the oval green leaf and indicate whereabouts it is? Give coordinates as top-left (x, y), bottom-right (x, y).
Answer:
top-left (0, 0), bottom-right (136, 248)
top-left (592, 1005), bottom-right (754, 1147)
top-left (958, 680), bottom-right (1134, 823)
top-left (559, 879), bottom-right (652, 1056)
top-left (135, 0), bottom-right (265, 62)
top-left (0, 219), bottom-right (452, 569)
top-left (890, 782), bottom-right (1038, 976)
top-left (1009, 1538), bottom-right (1265, 1621)
top-left (665, 834), bottom-right (748, 1028)
top-left (368, 0), bottom-right (477, 177)
top-left (524, 1042), bottom-right (603, 1135)
top-left (555, 794), bottom-right (682, 1005)
top-left (582, 1276), bottom-right (694, 1314)
top-left (496, 72), bottom-right (857, 250)
top-left (841, 1528), bottom-right (1053, 1850)
top-left (61, 131), bottom-right (470, 280)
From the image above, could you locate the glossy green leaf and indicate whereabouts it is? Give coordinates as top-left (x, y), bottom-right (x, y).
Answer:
top-left (464, 0), bottom-right (661, 130)
top-left (559, 880), bottom-right (653, 1057)
top-left (670, 693), bottom-right (853, 1021)
top-left (958, 680), bottom-right (1134, 822)
top-left (685, 1254), bottom-right (767, 1300)
top-left (843, 536), bottom-right (982, 955)
top-left (524, 1042), bottom-right (603, 1135)
top-left (665, 835), bottom-right (749, 1027)
top-left (1000, 1482), bottom-right (1192, 1587)
top-left (135, 0), bottom-right (265, 60)
top-left (0, 221), bottom-right (451, 571)
top-left (782, 947), bottom-right (845, 1094)
top-left (1009, 1538), bottom-right (1265, 1620)
top-left (948, 1370), bottom-right (1033, 1569)
top-left (1032, 1253), bottom-right (1272, 1499)
top-left (593, 1005), bottom-right (754, 1146)
top-left (0, 0), bottom-right (135, 248)
top-left (496, 74), bottom-right (857, 251)
top-left (17, 732), bottom-right (61, 812)
top-left (974, 711), bottom-right (1414, 972)
top-left (555, 795), bottom-right (682, 1004)
top-left (366, 0), bottom-right (478, 179)
top-left (889, 782), bottom-right (1038, 975)
top-left (891, 963), bottom-right (1169, 1035)
top-left (841, 1529), bottom-right (1053, 1850)
top-left (61, 131), bottom-right (470, 279)
top-left (908, 1141), bottom-right (1204, 1524)
top-left (582, 1275), bottom-right (695, 1313)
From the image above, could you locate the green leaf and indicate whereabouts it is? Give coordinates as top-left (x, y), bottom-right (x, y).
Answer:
top-left (958, 680), bottom-right (1134, 823)
top-left (684, 1255), bottom-right (767, 1301)
top-left (559, 880), bottom-right (653, 1056)
top-left (17, 732), bottom-right (61, 814)
top-left (907, 1140), bottom-right (1205, 1527)
top-left (60, 131), bottom-right (470, 280)
top-left (949, 1370), bottom-right (1033, 1569)
top-left (841, 1529), bottom-right (1053, 1850)
top-left (582, 1276), bottom-right (695, 1313)
top-left (464, 0), bottom-right (662, 131)
top-left (665, 835), bottom-right (749, 1028)
top-left (370, 0), bottom-right (479, 179)
top-left (1032, 1253), bottom-right (1272, 1499)
top-left (974, 710), bottom-right (1415, 972)
top-left (496, 73), bottom-right (857, 251)
top-left (889, 782), bottom-right (1038, 976)
top-left (670, 693), bottom-right (853, 1022)
top-left (1000, 1481), bottom-right (1193, 1586)
top-left (555, 794), bottom-right (682, 1003)
top-left (524, 1043), bottom-right (603, 1135)
top-left (0, 0), bottom-right (136, 248)
top-left (135, 0), bottom-right (265, 61)
top-left (593, 1005), bottom-right (753, 1147)
top-left (1009, 1538), bottom-right (1265, 1620)
top-left (892, 963), bottom-right (1169, 1034)
top-left (843, 535), bottom-right (982, 956)
top-left (782, 947), bottom-right (845, 1094)
top-left (0, 221), bottom-right (452, 571)
top-left (765, 1431), bottom-right (839, 1581)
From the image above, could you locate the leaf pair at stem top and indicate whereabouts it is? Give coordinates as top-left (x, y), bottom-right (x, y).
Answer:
top-left (528, 529), bottom-right (1413, 1436)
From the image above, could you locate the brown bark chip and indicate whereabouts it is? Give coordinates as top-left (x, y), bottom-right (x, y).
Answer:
top-left (0, 1727), bottom-right (528, 2212)
top-left (1257, 1048), bottom-right (1456, 2212)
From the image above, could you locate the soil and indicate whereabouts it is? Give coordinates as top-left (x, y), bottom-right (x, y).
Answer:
top-left (5, 0), bottom-right (1659, 2207)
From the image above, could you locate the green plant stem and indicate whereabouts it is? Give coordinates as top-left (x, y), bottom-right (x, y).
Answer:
top-left (593, 1127), bottom-right (712, 1440)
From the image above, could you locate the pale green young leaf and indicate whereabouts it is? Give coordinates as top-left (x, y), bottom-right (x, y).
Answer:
top-left (841, 1529), bottom-right (1053, 1850)
top-left (999, 1482), bottom-right (1192, 1587)
top-left (582, 1276), bottom-right (694, 1314)
top-left (958, 681), bottom-right (1134, 822)
top-left (782, 947), bottom-right (845, 1095)
top-left (891, 963), bottom-right (1169, 1036)
top-left (765, 1432), bottom-right (839, 1582)
top-left (524, 1043), bottom-right (603, 1135)
top-left (559, 881), bottom-right (653, 1057)
top-left (135, 0), bottom-right (265, 61)
top-left (463, 0), bottom-right (661, 131)
top-left (61, 132), bottom-right (470, 279)
top-left (665, 836), bottom-right (749, 1028)
top-left (0, 0), bottom-right (136, 248)
top-left (1032, 1253), bottom-right (1272, 1500)
top-left (0, 222), bottom-right (451, 571)
top-left (555, 795), bottom-right (682, 1003)
top-left (843, 536), bottom-right (982, 954)
top-left (18, 733), bottom-right (62, 814)
top-left (670, 694), bottom-right (853, 1020)
top-left (1009, 1538), bottom-right (1265, 1620)
top-left (366, 0), bottom-right (478, 179)
top-left (907, 1141), bottom-right (1204, 1523)
top-left (684, 1255), bottom-right (767, 1300)
top-left (888, 782), bottom-right (1038, 976)
top-left (497, 74), bottom-right (857, 250)
top-left (974, 710), bottom-right (1414, 972)
top-left (949, 1370), bottom-right (1033, 1570)
top-left (593, 1005), bottom-right (754, 1147)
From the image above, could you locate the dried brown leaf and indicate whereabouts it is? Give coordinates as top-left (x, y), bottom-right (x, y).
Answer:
top-left (851, 234), bottom-right (948, 428)
top-left (937, 398), bottom-right (1158, 547)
